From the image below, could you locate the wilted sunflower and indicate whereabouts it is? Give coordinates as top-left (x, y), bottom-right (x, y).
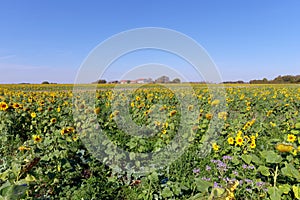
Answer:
top-left (18, 146), bottom-right (31, 151)
top-left (169, 110), bottom-right (177, 117)
top-left (206, 113), bottom-right (213, 120)
top-left (276, 143), bottom-right (294, 153)
top-left (94, 107), bottom-right (101, 114)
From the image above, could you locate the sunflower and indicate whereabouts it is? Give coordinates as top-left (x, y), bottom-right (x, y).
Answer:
top-left (18, 146), bottom-right (31, 151)
top-left (32, 135), bottom-right (42, 143)
top-left (188, 105), bottom-right (194, 111)
top-left (250, 142), bottom-right (256, 149)
top-left (94, 107), bottom-right (101, 114)
top-left (205, 113), bottom-right (213, 120)
top-left (235, 136), bottom-right (243, 146)
top-left (67, 127), bottom-right (75, 133)
top-left (130, 102), bottom-right (135, 107)
top-left (218, 112), bottom-right (227, 120)
top-left (287, 134), bottom-right (296, 143)
top-left (211, 99), bottom-right (220, 106)
top-left (12, 103), bottom-right (20, 109)
top-left (50, 118), bottom-right (57, 123)
top-left (227, 137), bottom-right (234, 145)
top-left (276, 143), bottom-right (294, 153)
top-left (0, 101), bottom-right (8, 111)
top-left (212, 143), bottom-right (219, 151)
top-left (31, 112), bottom-right (37, 118)
top-left (61, 128), bottom-right (69, 135)
top-left (169, 110), bottom-right (177, 117)
top-left (72, 134), bottom-right (79, 141)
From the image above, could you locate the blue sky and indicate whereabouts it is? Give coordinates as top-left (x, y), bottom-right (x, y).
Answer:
top-left (1, 0), bottom-right (300, 83)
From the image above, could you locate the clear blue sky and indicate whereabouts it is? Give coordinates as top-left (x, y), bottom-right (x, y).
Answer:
top-left (1, 0), bottom-right (300, 83)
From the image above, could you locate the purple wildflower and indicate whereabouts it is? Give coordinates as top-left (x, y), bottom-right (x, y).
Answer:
top-left (205, 165), bottom-right (211, 171)
top-left (248, 165), bottom-right (255, 170)
top-left (202, 177), bottom-right (211, 181)
top-left (222, 155), bottom-right (232, 161)
top-left (256, 182), bottom-right (265, 187)
top-left (214, 182), bottom-right (221, 188)
top-left (193, 168), bottom-right (200, 174)
top-left (244, 179), bottom-right (253, 184)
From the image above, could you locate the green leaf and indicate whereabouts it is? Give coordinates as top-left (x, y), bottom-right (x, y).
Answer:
top-left (25, 174), bottom-right (36, 182)
top-left (295, 123), bottom-right (300, 130)
top-left (0, 180), bottom-right (11, 194)
top-left (257, 165), bottom-right (270, 176)
top-left (11, 162), bottom-right (21, 177)
top-left (0, 170), bottom-right (10, 181)
top-left (161, 187), bottom-right (173, 198)
top-left (209, 187), bottom-right (225, 199)
top-left (293, 185), bottom-right (300, 199)
top-left (278, 184), bottom-right (290, 195)
top-left (260, 151), bottom-right (282, 163)
top-left (241, 154), bottom-right (252, 164)
top-left (268, 187), bottom-right (283, 200)
top-left (148, 171), bottom-right (158, 183)
top-left (291, 130), bottom-right (300, 135)
top-left (281, 163), bottom-right (300, 180)
top-left (171, 183), bottom-right (181, 196)
top-left (232, 155), bottom-right (240, 165)
top-left (129, 152), bottom-right (135, 160)
top-left (194, 178), bottom-right (212, 193)
top-left (250, 154), bottom-right (263, 165)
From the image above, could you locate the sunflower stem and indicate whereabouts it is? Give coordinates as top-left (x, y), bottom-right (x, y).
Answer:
top-left (273, 165), bottom-right (278, 187)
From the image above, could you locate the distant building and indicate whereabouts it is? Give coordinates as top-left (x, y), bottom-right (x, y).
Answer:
top-left (120, 80), bottom-right (130, 84)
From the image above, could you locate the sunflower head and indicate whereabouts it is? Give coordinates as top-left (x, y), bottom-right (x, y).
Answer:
top-left (276, 143), bottom-right (294, 153)
top-left (0, 102), bottom-right (9, 111)
top-left (32, 135), bottom-right (42, 143)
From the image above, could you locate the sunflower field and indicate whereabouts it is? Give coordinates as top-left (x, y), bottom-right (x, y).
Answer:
top-left (1, 83), bottom-right (300, 200)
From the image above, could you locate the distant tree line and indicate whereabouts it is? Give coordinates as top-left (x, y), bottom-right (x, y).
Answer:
top-left (92, 76), bottom-right (181, 84)
top-left (222, 80), bottom-right (246, 84)
top-left (249, 75), bottom-right (300, 84)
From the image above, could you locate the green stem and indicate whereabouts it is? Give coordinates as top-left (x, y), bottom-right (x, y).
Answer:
top-left (146, 179), bottom-right (152, 200)
top-left (273, 165), bottom-right (278, 187)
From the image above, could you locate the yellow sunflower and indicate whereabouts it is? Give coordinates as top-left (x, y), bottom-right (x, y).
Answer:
top-left (227, 137), bottom-right (234, 145)
top-left (31, 112), bottom-right (37, 118)
top-left (287, 134), bottom-right (296, 143)
top-left (212, 143), bottom-right (219, 151)
top-left (0, 101), bottom-right (8, 111)
top-left (235, 136), bottom-right (243, 146)
top-left (32, 135), bottom-right (42, 143)
top-left (276, 143), bottom-right (294, 153)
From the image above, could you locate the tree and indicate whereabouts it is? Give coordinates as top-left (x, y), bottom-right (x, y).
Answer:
top-left (41, 81), bottom-right (49, 84)
top-left (92, 79), bottom-right (107, 84)
top-left (172, 78), bottom-right (181, 83)
top-left (155, 76), bottom-right (170, 83)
